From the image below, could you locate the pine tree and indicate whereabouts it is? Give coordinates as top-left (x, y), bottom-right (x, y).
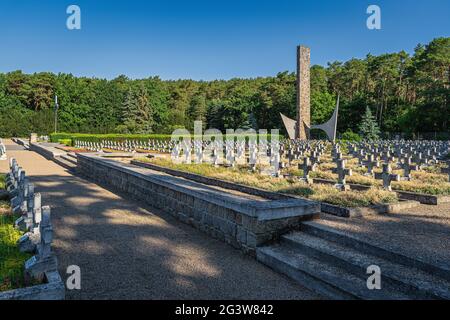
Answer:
top-left (358, 106), bottom-right (381, 140)
top-left (187, 94), bottom-right (207, 129)
top-left (121, 84), bottom-right (153, 133)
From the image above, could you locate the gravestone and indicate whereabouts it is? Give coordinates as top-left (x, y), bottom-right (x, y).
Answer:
top-left (25, 206), bottom-right (58, 281)
top-left (375, 164), bottom-right (400, 191)
top-left (399, 157), bottom-right (419, 181)
top-left (299, 157), bottom-right (316, 184)
top-left (362, 155), bottom-right (379, 176)
top-left (332, 159), bottom-right (352, 191)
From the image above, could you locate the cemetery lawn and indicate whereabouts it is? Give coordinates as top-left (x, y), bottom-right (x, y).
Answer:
top-left (0, 176), bottom-right (33, 292)
top-left (298, 156), bottom-right (450, 196)
top-left (137, 158), bottom-right (399, 208)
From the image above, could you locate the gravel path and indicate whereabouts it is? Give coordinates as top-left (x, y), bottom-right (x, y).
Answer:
top-left (317, 203), bottom-right (450, 267)
top-left (0, 139), bottom-right (320, 300)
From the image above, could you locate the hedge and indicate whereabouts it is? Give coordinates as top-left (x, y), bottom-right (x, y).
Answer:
top-left (50, 132), bottom-right (283, 144)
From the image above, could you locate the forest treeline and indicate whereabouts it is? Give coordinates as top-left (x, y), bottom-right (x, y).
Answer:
top-left (0, 37), bottom-right (448, 138)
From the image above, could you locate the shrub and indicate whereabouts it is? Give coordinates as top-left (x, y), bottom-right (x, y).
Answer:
top-left (341, 130), bottom-right (362, 142)
top-left (58, 139), bottom-right (73, 146)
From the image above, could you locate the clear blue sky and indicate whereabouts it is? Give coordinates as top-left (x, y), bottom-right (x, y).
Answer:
top-left (0, 0), bottom-right (448, 80)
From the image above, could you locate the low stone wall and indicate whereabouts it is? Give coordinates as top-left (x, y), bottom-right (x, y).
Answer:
top-left (131, 160), bottom-right (289, 201)
top-left (29, 143), bottom-right (65, 159)
top-left (12, 138), bottom-right (30, 149)
top-left (77, 154), bottom-right (320, 255)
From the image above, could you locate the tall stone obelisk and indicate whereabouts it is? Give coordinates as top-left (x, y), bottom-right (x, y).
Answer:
top-left (296, 45), bottom-right (311, 140)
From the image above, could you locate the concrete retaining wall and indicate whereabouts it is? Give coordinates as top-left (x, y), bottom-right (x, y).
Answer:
top-left (77, 154), bottom-right (320, 255)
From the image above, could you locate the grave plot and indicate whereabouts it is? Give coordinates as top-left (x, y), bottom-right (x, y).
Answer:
top-left (290, 141), bottom-right (450, 205)
top-left (74, 138), bottom-right (174, 154)
top-left (0, 158), bottom-right (64, 300)
top-left (65, 136), bottom-right (450, 216)
top-left (119, 138), bottom-right (448, 215)
top-left (133, 156), bottom-right (400, 209)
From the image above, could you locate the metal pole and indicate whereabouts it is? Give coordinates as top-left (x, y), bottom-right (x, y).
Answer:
top-left (54, 95), bottom-right (59, 133)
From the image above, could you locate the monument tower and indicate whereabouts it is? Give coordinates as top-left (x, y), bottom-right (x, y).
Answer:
top-left (281, 45), bottom-right (338, 142)
top-left (296, 45), bottom-right (311, 140)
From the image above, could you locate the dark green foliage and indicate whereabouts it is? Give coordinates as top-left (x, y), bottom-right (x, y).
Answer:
top-left (358, 107), bottom-right (381, 141)
top-left (341, 130), bottom-right (362, 142)
top-left (0, 38), bottom-right (448, 138)
top-left (118, 83), bottom-right (154, 134)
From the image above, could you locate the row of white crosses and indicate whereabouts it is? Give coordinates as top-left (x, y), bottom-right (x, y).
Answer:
top-left (287, 139), bottom-right (449, 192)
top-left (169, 136), bottom-right (450, 192)
top-left (171, 138), bottom-right (281, 176)
top-left (346, 140), bottom-right (449, 189)
top-left (0, 138), bottom-right (7, 160)
top-left (75, 139), bottom-right (174, 154)
top-left (350, 140), bottom-right (447, 166)
top-left (5, 158), bottom-right (57, 281)
top-left (75, 140), bottom-right (103, 152)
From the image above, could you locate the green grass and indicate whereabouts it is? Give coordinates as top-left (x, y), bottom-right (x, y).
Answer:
top-left (292, 158), bottom-right (450, 196)
top-left (0, 201), bottom-right (33, 292)
top-left (0, 174), bottom-right (5, 190)
top-left (137, 158), bottom-right (399, 208)
top-left (0, 174), bottom-right (33, 292)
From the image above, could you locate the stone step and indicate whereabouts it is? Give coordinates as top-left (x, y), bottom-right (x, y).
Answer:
top-left (66, 152), bottom-right (78, 160)
top-left (60, 154), bottom-right (77, 165)
top-left (281, 232), bottom-right (450, 300)
top-left (53, 156), bottom-right (77, 171)
top-left (257, 245), bottom-right (410, 300)
top-left (300, 221), bottom-right (450, 282)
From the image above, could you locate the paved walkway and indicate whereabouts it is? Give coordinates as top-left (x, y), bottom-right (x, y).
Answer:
top-left (0, 139), bottom-right (319, 300)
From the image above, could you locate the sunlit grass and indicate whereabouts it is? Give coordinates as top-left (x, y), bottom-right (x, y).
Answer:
top-left (299, 162), bottom-right (450, 195)
top-left (0, 204), bottom-right (33, 292)
top-left (0, 174), bottom-right (5, 190)
top-left (137, 158), bottom-right (399, 207)
top-left (0, 175), bottom-right (33, 292)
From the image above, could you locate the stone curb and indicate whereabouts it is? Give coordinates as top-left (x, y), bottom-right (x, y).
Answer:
top-left (320, 200), bottom-right (420, 218)
top-left (0, 271), bottom-right (65, 300)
